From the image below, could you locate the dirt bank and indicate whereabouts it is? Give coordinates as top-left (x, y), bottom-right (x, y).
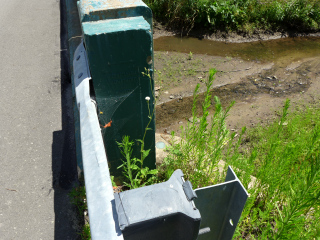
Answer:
top-left (153, 34), bottom-right (320, 136)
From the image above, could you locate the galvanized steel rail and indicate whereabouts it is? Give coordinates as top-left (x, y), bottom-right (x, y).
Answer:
top-left (73, 41), bottom-right (123, 240)
top-left (65, 0), bottom-right (126, 238)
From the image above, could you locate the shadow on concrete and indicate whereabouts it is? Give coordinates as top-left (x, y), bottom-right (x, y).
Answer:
top-left (52, 131), bottom-right (79, 240)
top-left (58, 0), bottom-right (78, 190)
top-left (50, 0), bottom-right (80, 239)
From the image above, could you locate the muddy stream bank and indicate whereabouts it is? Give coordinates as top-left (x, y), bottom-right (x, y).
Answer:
top-left (153, 36), bottom-right (320, 134)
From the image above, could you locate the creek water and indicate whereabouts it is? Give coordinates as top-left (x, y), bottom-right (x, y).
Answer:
top-left (154, 36), bottom-right (320, 66)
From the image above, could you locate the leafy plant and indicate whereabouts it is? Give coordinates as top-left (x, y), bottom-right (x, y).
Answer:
top-left (80, 224), bottom-right (91, 240)
top-left (145, 0), bottom-right (320, 33)
top-left (117, 136), bottom-right (158, 189)
top-left (69, 186), bottom-right (91, 239)
top-left (69, 186), bottom-right (87, 214)
top-left (162, 68), bottom-right (236, 187)
top-left (117, 69), bottom-right (158, 189)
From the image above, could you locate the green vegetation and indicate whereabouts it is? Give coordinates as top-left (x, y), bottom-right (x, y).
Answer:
top-left (74, 69), bottom-right (320, 239)
top-left (117, 136), bottom-right (158, 189)
top-left (69, 186), bottom-right (91, 240)
top-left (234, 100), bottom-right (320, 239)
top-left (145, 0), bottom-right (320, 33)
top-left (162, 69), bottom-right (237, 187)
top-left (69, 186), bottom-right (87, 217)
top-left (161, 69), bottom-right (320, 238)
top-left (116, 69), bottom-right (158, 189)
top-left (80, 224), bottom-right (91, 240)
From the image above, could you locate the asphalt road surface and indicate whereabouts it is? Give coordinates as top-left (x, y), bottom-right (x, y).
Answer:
top-left (0, 0), bottom-right (79, 239)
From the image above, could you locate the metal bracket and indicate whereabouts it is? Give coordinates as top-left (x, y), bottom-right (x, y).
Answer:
top-left (195, 166), bottom-right (248, 240)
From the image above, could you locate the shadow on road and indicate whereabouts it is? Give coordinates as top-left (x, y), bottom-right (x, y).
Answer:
top-left (51, 0), bottom-right (80, 239)
top-left (52, 131), bottom-right (79, 240)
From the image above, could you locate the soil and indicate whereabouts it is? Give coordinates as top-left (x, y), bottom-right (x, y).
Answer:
top-left (153, 25), bottom-right (320, 136)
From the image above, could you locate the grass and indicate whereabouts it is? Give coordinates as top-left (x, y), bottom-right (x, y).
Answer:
top-left (69, 185), bottom-right (91, 240)
top-left (233, 101), bottom-right (320, 239)
top-left (69, 186), bottom-right (87, 216)
top-left (144, 0), bottom-right (320, 33)
top-left (80, 224), bottom-right (91, 240)
top-left (72, 68), bottom-right (320, 239)
top-left (234, 101), bottom-right (320, 239)
top-left (160, 69), bottom-right (320, 238)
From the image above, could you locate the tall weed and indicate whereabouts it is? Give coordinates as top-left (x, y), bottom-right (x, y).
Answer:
top-left (162, 69), bottom-right (235, 187)
top-left (161, 70), bottom-right (320, 238)
top-left (234, 101), bottom-right (320, 238)
top-left (117, 136), bottom-right (158, 189)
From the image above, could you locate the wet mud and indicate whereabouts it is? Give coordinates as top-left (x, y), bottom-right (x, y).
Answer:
top-left (154, 36), bottom-right (320, 134)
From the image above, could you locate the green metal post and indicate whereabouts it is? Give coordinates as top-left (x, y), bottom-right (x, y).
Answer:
top-left (78, 1), bottom-right (155, 176)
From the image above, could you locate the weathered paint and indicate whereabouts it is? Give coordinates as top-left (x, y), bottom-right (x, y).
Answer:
top-left (78, 0), bottom-right (152, 26)
top-left (83, 16), bottom-right (155, 176)
top-left (83, 16), bottom-right (150, 34)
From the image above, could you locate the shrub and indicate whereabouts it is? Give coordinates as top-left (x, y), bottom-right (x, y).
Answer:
top-left (145, 0), bottom-right (320, 32)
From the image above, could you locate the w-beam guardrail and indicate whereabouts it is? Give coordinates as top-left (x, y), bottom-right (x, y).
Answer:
top-left (67, 0), bottom-right (248, 239)
top-left (73, 41), bottom-right (123, 239)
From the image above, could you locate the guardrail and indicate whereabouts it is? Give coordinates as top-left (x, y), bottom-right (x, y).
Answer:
top-left (73, 42), bottom-right (123, 239)
top-left (66, 0), bottom-right (155, 239)
top-left (66, 1), bottom-right (248, 239)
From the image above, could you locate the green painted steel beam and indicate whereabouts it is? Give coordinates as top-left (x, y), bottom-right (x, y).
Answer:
top-left (82, 16), bottom-right (155, 176)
